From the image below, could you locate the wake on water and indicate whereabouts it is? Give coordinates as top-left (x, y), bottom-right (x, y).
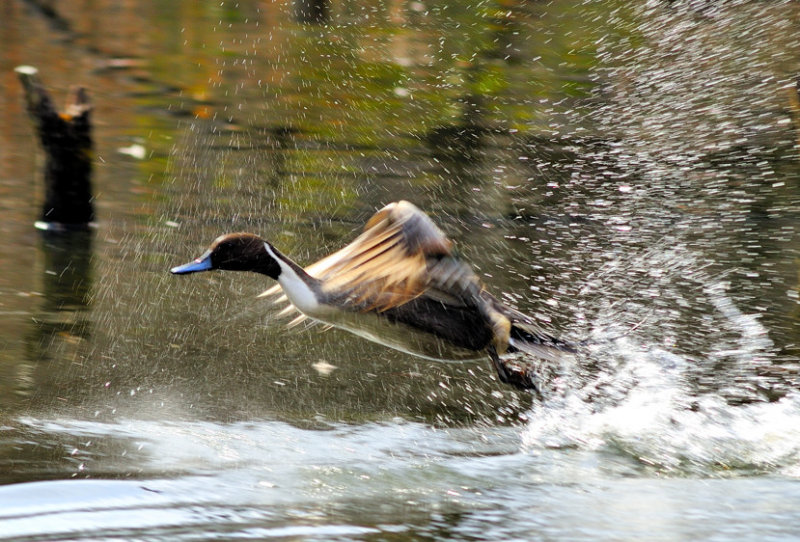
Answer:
top-left (522, 256), bottom-right (800, 478)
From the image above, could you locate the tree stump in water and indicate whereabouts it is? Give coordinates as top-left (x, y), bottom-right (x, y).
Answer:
top-left (15, 65), bottom-right (95, 231)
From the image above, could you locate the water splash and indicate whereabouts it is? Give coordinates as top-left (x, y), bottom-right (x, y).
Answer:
top-left (523, 334), bottom-right (800, 478)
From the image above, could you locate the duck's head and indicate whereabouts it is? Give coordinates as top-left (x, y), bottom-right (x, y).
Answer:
top-left (171, 232), bottom-right (281, 279)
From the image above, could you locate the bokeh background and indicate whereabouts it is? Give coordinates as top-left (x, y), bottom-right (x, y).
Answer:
top-left (1, 1), bottom-right (799, 539)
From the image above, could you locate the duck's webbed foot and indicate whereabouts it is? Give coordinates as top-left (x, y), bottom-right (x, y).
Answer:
top-left (487, 347), bottom-right (540, 393)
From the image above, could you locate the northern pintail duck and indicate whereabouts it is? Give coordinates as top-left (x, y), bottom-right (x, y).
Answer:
top-left (171, 201), bottom-right (574, 390)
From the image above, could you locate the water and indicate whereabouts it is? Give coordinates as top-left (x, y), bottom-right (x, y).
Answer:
top-left (2, 418), bottom-right (799, 540)
top-left (1, 0), bottom-right (800, 539)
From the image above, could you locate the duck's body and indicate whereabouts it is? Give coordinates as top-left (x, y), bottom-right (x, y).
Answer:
top-left (171, 201), bottom-right (573, 389)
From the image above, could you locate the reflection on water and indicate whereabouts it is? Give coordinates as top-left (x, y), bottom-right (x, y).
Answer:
top-left (0, 0), bottom-right (800, 539)
top-left (36, 232), bottom-right (93, 312)
top-left (2, 232), bottom-right (93, 408)
top-left (29, 232), bottom-right (93, 363)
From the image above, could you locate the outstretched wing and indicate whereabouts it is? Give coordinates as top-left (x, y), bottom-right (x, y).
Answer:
top-left (260, 201), bottom-right (481, 321)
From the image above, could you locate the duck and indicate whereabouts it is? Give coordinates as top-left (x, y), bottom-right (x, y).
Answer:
top-left (170, 201), bottom-right (575, 390)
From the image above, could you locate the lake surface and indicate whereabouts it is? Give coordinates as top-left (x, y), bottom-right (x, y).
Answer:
top-left (1, 0), bottom-right (800, 539)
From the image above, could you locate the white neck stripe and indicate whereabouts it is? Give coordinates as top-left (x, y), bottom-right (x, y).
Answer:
top-left (263, 243), bottom-right (321, 315)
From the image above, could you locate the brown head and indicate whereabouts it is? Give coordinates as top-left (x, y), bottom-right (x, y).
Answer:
top-left (170, 232), bottom-right (282, 279)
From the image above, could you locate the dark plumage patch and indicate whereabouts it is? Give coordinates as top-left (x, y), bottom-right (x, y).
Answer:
top-left (208, 233), bottom-right (282, 278)
top-left (381, 296), bottom-right (494, 352)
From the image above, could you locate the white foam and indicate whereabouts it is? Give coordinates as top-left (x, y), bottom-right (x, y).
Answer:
top-left (522, 340), bottom-right (800, 477)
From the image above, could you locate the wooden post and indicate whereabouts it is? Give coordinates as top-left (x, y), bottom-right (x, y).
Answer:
top-left (15, 65), bottom-right (95, 231)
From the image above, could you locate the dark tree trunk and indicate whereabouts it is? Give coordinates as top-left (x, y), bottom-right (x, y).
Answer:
top-left (15, 65), bottom-right (95, 230)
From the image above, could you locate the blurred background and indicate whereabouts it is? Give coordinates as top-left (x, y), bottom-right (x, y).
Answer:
top-left (0, 0), bottom-right (799, 539)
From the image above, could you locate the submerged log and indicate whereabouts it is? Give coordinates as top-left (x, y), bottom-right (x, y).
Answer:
top-left (15, 65), bottom-right (95, 231)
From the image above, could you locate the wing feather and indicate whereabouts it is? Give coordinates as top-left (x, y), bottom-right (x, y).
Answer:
top-left (313, 201), bottom-right (456, 312)
top-left (258, 201), bottom-right (482, 316)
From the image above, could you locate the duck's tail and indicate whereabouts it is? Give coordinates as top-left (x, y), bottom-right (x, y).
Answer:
top-left (486, 322), bottom-right (577, 392)
top-left (506, 311), bottom-right (649, 362)
top-left (506, 323), bottom-right (577, 363)
top-left (488, 294), bottom-right (648, 391)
